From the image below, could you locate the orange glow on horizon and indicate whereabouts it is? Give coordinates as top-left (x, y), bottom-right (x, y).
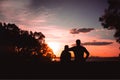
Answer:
top-left (48, 43), bottom-right (120, 57)
top-left (48, 42), bottom-right (61, 55)
top-left (19, 25), bottom-right (120, 58)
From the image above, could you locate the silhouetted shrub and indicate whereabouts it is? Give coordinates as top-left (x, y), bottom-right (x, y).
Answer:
top-left (0, 22), bottom-right (55, 64)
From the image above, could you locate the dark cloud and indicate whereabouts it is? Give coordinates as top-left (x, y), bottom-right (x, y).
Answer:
top-left (71, 41), bottom-right (113, 46)
top-left (0, 0), bottom-right (5, 20)
top-left (70, 28), bottom-right (94, 34)
top-left (82, 41), bottom-right (113, 46)
top-left (29, 0), bottom-right (63, 10)
top-left (29, 0), bottom-right (91, 12)
top-left (0, 0), bottom-right (49, 26)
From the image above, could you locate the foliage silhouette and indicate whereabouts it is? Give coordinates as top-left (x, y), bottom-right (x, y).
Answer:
top-left (0, 22), bottom-right (55, 64)
top-left (99, 0), bottom-right (120, 43)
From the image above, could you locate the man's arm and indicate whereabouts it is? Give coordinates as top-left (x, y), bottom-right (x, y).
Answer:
top-left (84, 48), bottom-right (90, 59)
top-left (67, 47), bottom-right (74, 51)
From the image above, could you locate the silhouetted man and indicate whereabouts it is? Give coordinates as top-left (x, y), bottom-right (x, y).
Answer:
top-left (69, 39), bottom-right (90, 63)
top-left (60, 45), bottom-right (71, 63)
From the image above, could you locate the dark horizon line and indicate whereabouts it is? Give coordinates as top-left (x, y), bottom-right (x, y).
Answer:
top-left (55, 56), bottom-right (120, 58)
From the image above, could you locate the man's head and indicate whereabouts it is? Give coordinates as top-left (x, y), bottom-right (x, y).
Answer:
top-left (76, 39), bottom-right (81, 46)
top-left (64, 45), bottom-right (69, 50)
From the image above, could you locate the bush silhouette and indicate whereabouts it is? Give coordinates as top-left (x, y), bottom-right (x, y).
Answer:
top-left (0, 22), bottom-right (55, 64)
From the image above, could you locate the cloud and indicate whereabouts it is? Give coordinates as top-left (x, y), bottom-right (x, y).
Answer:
top-left (29, 0), bottom-right (63, 10)
top-left (70, 28), bottom-right (94, 34)
top-left (71, 40), bottom-right (113, 46)
top-left (82, 41), bottom-right (113, 46)
top-left (0, 0), bottom-right (30, 22)
top-left (0, 0), bottom-right (54, 27)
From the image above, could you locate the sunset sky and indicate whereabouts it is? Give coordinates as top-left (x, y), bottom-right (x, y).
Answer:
top-left (0, 0), bottom-right (119, 57)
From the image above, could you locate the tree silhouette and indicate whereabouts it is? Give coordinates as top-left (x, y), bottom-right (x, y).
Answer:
top-left (99, 0), bottom-right (120, 43)
top-left (0, 22), bottom-right (56, 64)
top-left (40, 43), bottom-right (56, 62)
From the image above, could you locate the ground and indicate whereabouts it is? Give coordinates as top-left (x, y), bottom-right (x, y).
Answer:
top-left (0, 61), bottom-right (120, 79)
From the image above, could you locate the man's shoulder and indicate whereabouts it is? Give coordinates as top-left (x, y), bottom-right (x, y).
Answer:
top-left (80, 45), bottom-right (85, 48)
top-left (61, 50), bottom-right (65, 54)
top-left (69, 46), bottom-right (75, 49)
top-left (70, 46), bottom-right (86, 50)
top-left (71, 45), bottom-right (82, 47)
top-left (78, 45), bottom-right (86, 50)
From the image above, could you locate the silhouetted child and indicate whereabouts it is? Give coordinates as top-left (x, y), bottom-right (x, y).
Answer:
top-left (60, 45), bottom-right (71, 63)
top-left (68, 39), bottom-right (90, 63)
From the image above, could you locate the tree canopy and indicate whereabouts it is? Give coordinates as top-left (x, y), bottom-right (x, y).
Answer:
top-left (99, 0), bottom-right (120, 43)
top-left (0, 22), bottom-right (56, 63)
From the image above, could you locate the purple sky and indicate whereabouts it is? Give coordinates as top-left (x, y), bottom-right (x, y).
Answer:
top-left (0, 0), bottom-right (119, 57)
